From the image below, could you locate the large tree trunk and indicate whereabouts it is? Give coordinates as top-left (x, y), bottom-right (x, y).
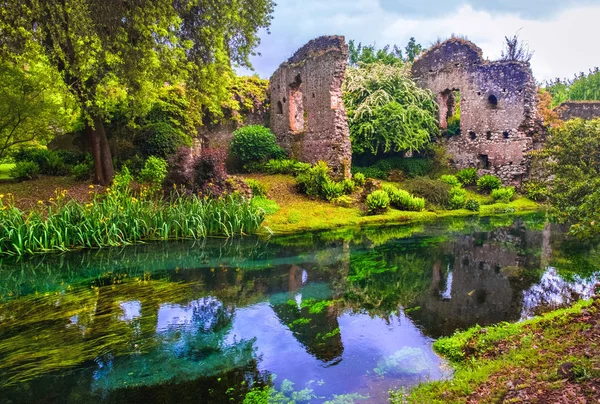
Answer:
top-left (85, 115), bottom-right (114, 185)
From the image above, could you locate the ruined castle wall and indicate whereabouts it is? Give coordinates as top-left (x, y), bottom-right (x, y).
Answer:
top-left (556, 101), bottom-right (600, 121)
top-left (269, 36), bottom-right (352, 179)
top-left (412, 39), bottom-right (538, 185)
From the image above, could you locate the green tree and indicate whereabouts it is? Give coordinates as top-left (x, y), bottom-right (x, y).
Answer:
top-left (0, 0), bottom-right (274, 184)
top-left (343, 62), bottom-right (439, 155)
top-left (404, 37), bottom-right (424, 62)
top-left (545, 68), bottom-right (600, 108)
top-left (0, 55), bottom-right (76, 159)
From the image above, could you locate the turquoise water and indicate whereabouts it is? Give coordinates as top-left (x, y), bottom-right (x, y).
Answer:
top-left (0, 214), bottom-right (598, 403)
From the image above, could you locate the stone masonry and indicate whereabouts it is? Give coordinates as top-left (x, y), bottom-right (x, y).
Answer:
top-left (269, 36), bottom-right (352, 179)
top-left (556, 101), bottom-right (600, 121)
top-left (412, 38), bottom-right (539, 185)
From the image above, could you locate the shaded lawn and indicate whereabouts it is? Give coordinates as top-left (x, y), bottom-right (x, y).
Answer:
top-left (0, 163), bottom-right (15, 180)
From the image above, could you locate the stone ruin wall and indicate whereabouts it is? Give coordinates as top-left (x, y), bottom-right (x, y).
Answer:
top-left (269, 36), bottom-right (352, 179)
top-left (556, 101), bottom-right (600, 121)
top-left (411, 39), bottom-right (539, 185)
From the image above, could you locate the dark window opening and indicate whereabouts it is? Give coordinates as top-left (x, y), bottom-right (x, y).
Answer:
top-left (503, 131), bottom-right (509, 139)
top-left (283, 97), bottom-right (287, 103)
top-left (486, 131), bottom-right (492, 140)
top-left (469, 131), bottom-right (477, 140)
top-left (478, 154), bottom-right (490, 169)
top-left (488, 94), bottom-right (498, 108)
top-left (439, 88), bottom-right (460, 134)
top-left (312, 93), bottom-right (315, 98)
top-left (477, 91), bottom-right (481, 96)
top-left (276, 101), bottom-right (283, 115)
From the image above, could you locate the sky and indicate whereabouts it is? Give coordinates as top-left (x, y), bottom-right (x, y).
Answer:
top-left (239, 0), bottom-right (600, 83)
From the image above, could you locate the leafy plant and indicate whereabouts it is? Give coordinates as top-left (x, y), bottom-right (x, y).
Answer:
top-left (477, 174), bottom-right (502, 193)
top-left (382, 184), bottom-right (424, 211)
top-left (491, 186), bottom-right (516, 203)
top-left (135, 121), bottom-right (192, 159)
top-left (353, 172), bottom-right (366, 186)
top-left (71, 160), bottom-right (93, 181)
top-left (448, 187), bottom-right (467, 209)
top-left (366, 190), bottom-right (390, 214)
top-left (10, 161), bottom-right (40, 181)
top-left (403, 177), bottom-right (452, 207)
top-left (522, 180), bottom-right (549, 202)
top-left (341, 178), bottom-right (356, 194)
top-left (440, 175), bottom-right (460, 187)
top-left (465, 199), bottom-right (480, 212)
top-left (456, 168), bottom-right (479, 186)
top-left (139, 156), bottom-right (168, 190)
top-left (245, 179), bottom-right (267, 198)
top-left (230, 125), bottom-right (285, 168)
top-left (321, 180), bottom-right (345, 201)
top-left (352, 157), bottom-right (433, 180)
top-left (254, 159), bottom-right (310, 176)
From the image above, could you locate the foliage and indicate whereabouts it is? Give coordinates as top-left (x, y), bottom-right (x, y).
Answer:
top-left (250, 197), bottom-right (279, 215)
top-left (0, 178), bottom-right (264, 256)
top-left (245, 179), bottom-right (267, 198)
top-left (13, 147), bottom-right (90, 177)
top-left (542, 118), bottom-right (600, 238)
top-left (500, 31), bottom-right (533, 63)
top-left (0, 0), bottom-right (275, 183)
top-left (366, 190), bottom-right (390, 214)
top-left (381, 184), bottom-right (425, 212)
top-left (545, 67), bottom-right (600, 107)
top-left (351, 173), bottom-right (365, 188)
top-left (139, 157), bottom-right (168, 193)
top-left (343, 63), bottom-right (439, 155)
top-left (491, 186), bottom-right (516, 203)
top-left (164, 148), bottom-right (229, 197)
top-left (446, 90), bottom-right (461, 136)
top-left (71, 161), bottom-right (93, 181)
top-left (448, 187), bottom-right (467, 209)
top-left (231, 125), bottom-right (285, 168)
top-left (348, 37), bottom-right (424, 67)
top-left (250, 159), bottom-right (311, 176)
top-left (352, 157), bottom-right (432, 180)
top-left (537, 88), bottom-right (562, 128)
top-left (477, 174), bottom-right (502, 193)
top-left (522, 180), bottom-right (549, 202)
top-left (403, 177), bottom-right (451, 207)
top-left (439, 175), bottom-right (460, 187)
top-left (465, 199), bottom-right (480, 212)
top-left (0, 56), bottom-right (76, 159)
top-left (10, 161), bottom-right (40, 182)
top-left (341, 179), bottom-right (356, 194)
top-left (456, 168), bottom-right (479, 186)
top-left (296, 161), bottom-right (352, 201)
top-left (222, 75), bottom-right (269, 123)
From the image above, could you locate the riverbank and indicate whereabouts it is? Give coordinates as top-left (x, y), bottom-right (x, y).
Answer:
top-left (397, 296), bottom-right (600, 403)
top-left (245, 174), bottom-right (541, 235)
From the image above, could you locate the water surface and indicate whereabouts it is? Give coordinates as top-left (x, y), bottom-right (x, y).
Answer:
top-left (0, 214), bottom-right (598, 403)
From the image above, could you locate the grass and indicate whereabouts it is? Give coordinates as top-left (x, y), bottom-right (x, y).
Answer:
top-left (244, 174), bottom-right (541, 235)
top-left (0, 163), bottom-right (15, 180)
top-left (397, 297), bottom-right (600, 403)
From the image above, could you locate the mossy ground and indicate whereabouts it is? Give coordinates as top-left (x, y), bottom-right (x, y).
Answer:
top-left (243, 174), bottom-right (540, 235)
top-left (397, 296), bottom-right (600, 403)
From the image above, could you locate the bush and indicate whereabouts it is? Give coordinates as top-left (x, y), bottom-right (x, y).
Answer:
top-left (491, 186), bottom-right (516, 203)
top-left (456, 168), bottom-right (479, 186)
top-left (353, 172), bottom-right (366, 186)
top-left (403, 177), bottom-right (452, 207)
top-left (230, 125), bottom-right (285, 168)
top-left (352, 157), bottom-right (433, 180)
top-left (341, 178), bottom-right (356, 194)
top-left (522, 180), bottom-right (549, 202)
top-left (255, 159), bottom-right (310, 176)
top-left (439, 175), bottom-right (460, 187)
top-left (477, 174), bottom-right (502, 193)
top-left (448, 187), bottom-right (467, 209)
top-left (71, 159), bottom-right (94, 181)
top-left (13, 147), bottom-right (89, 176)
top-left (139, 156), bottom-right (168, 190)
top-left (465, 199), bottom-right (480, 212)
top-left (382, 184), bottom-right (425, 211)
top-left (366, 190), bottom-right (390, 214)
top-left (245, 179), bottom-right (267, 198)
top-left (11, 161), bottom-right (40, 181)
top-left (135, 121), bottom-right (192, 159)
top-left (321, 180), bottom-right (345, 201)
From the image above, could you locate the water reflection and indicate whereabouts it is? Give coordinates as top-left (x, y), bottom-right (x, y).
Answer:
top-left (0, 214), bottom-right (598, 403)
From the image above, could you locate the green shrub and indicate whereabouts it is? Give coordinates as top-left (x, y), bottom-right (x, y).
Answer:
top-left (382, 184), bottom-right (424, 211)
top-left (139, 156), bottom-right (168, 188)
top-left (251, 197), bottom-right (279, 215)
top-left (341, 178), bottom-right (356, 194)
top-left (353, 172), bottom-right (366, 186)
top-left (13, 147), bottom-right (89, 176)
top-left (11, 161), bottom-right (40, 181)
top-left (465, 199), bottom-right (480, 212)
top-left (403, 177), bottom-right (451, 207)
top-left (448, 187), bottom-right (467, 209)
top-left (522, 180), bottom-right (548, 202)
top-left (366, 190), bottom-right (390, 214)
top-left (230, 125), bottom-right (285, 167)
top-left (321, 179), bottom-right (345, 201)
top-left (351, 157), bottom-right (432, 180)
top-left (477, 174), bottom-right (502, 193)
top-left (439, 175), bottom-right (460, 187)
top-left (135, 121), bottom-right (192, 159)
top-left (248, 159), bottom-right (310, 176)
top-left (245, 179), bottom-right (267, 198)
top-left (456, 168), bottom-right (479, 186)
top-left (296, 161), bottom-right (330, 198)
top-left (491, 186), bottom-right (516, 203)
top-left (71, 160), bottom-right (93, 181)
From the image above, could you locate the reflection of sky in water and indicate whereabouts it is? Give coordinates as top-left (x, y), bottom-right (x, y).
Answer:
top-left (119, 300), bottom-right (141, 322)
top-left (442, 265), bottom-right (453, 300)
top-left (156, 297), bottom-right (221, 332)
top-left (521, 267), bottom-right (599, 319)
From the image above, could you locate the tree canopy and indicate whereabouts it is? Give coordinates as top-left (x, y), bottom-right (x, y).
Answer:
top-left (343, 62), bottom-right (439, 155)
top-left (545, 68), bottom-right (600, 107)
top-left (348, 37), bottom-right (424, 67)
top-left (0, 0), bottom-right (274, 183)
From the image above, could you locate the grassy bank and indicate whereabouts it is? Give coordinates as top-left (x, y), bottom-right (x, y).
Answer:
top-left (245, 174), bottom-right (541, 234)
top-left (397, 296), bottom-right (600, 403)
top-left (0, 163), bottom-right (15, 180)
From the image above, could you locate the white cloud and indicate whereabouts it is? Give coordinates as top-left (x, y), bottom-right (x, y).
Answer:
top-left (240, 2), bottom-right (600, 82)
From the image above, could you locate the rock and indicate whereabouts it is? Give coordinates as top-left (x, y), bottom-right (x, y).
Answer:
top-left (557, 362), bottom-right (575, 379)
